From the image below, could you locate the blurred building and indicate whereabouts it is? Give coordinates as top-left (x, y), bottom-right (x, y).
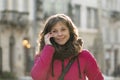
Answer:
top-left (71, 0), bottom-right (105, 73)
top-left (100, 0), bottom-right (120, 76)
top-left (71, 0), bottom-right (120, 76)
top-left (0, 0), bottom-right (41, 78)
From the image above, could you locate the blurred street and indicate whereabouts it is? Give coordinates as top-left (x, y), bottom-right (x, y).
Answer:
top-left (18, 76), bottom-right (120, 80)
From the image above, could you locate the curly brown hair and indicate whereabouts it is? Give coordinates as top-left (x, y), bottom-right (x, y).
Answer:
top-left (37, 14), bottom-right (83, 60)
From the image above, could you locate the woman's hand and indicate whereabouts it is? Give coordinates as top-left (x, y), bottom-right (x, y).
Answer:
top-left (44, 32), bottom-right (53, 45)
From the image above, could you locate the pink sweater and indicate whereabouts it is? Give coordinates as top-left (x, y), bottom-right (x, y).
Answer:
top-left (31, 45), bottom-right (104, 80)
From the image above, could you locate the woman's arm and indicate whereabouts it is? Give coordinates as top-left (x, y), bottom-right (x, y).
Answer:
top-left (85, 50), bottom-right (104, 80)
top-left (30, 45), bottom-right (55, 80)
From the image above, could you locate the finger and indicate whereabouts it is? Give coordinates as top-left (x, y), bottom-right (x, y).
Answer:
top-left (44, 33), bottom-right (52, 45)
top-left (45, 33), bottom-right (50, 38)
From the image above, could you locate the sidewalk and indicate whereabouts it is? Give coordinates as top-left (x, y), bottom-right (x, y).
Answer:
top-left (18, 76), bottom-right (120, 80)
top-left (18, 76), bottom-right (32, 80)
top-left (114, 77), bottom-right (120, 80)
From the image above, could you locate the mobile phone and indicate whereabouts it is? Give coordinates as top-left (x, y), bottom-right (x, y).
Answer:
top-left (50, 37), bottom-right (55, 45)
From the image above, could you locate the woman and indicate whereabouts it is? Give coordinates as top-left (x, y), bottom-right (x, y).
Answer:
top-left (31, 14), bottom-right (104, 80)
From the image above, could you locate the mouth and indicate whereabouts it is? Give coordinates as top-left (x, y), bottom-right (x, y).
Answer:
top-left (56, 38), bottom-right (64, 41)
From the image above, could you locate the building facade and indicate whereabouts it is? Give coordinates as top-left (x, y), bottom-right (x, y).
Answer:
top-left (0, 0), bottom-right (37, 77)
top-left (71, 0), bottom-right (120, 76)
top-left (101, 0), bottom-right (120, 76)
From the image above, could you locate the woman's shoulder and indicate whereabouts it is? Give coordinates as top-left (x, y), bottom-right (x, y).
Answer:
top-left (79, 49), bottom-right (90, 55)
top-left (78, 49), bottom-right (95, 59)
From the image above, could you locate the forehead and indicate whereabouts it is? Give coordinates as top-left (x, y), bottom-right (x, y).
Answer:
top-left (51, 21), bottom-right (68, 29)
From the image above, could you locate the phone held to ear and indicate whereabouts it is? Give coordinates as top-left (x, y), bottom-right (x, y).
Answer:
top-left (50, 37), bottom-right (54, 45)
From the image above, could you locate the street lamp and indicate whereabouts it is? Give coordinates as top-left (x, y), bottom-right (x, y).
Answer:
top-left (22, 39), bottom-right (31, 48)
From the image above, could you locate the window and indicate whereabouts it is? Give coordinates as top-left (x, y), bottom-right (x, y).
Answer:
top-left (23, 0), bottom-right (28, 12)
top-left (104, 27), bottom-right (110, 43)
top-left (74, 5), bottom-right (80, 27)
top-left (87, 8), bottom-right (98, 29)
top-left (12, 0), bottom-right (18, 11)
top-left (9, 36), bottom-right (15, 72)
top-left (113, 0), bottom-right (117, 9)
top-left (0, 47), bottom-right (2, 74)
top-left (3, 0), bottom-right (7, 10)
top-left (114, 49), bottom-right (118, 73)
top-left (105, 49), bottom-right (111, 75)
top-left (119, 28), bottom-right (120, 43)
top-left (0, 0), bottom-right (4, 10)
top-left (114, 28), bottom-right (119, 43)
top-left (18, 0), bottom-right (28, 12)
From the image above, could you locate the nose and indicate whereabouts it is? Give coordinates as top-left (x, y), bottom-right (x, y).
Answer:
top-left (57, 31), bottom-right (62, 36)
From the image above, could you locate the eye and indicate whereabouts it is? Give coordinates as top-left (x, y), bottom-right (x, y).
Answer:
top-left (61, 28), bottom-right (66, 31)
top-left (52, 30), bottom-right (57, 33)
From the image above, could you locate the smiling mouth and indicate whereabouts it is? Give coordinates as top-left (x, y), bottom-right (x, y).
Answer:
top-left (57, 38), bottom-right (64, 41)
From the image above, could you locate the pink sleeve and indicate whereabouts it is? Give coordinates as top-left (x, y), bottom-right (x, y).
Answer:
top-left (30, 45), bottom-right (55, 80)
top-left (85, 50), bottom-right (104, 80)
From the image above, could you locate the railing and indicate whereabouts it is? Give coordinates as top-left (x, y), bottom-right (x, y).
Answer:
top-left (0, 10), bottom-right (29, 27)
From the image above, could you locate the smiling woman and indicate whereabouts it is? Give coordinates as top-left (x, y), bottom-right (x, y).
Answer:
top-left (30, 14), bottom-right (104, 80)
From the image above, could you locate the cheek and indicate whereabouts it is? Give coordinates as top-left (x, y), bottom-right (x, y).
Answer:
top-left (67, 31), bottom-right (70, 38)
top-left (52, 33), bottom-right (57, 38)
top-left (67, 34), bottom-right (70, 40)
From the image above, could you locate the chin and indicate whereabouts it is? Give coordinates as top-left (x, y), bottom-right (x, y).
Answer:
top-left (58, 43), bottom-right (65, 45)
top-left (57, 42), bottom-right (67, 45)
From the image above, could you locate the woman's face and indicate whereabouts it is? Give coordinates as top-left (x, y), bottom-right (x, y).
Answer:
top-left (51, 22), bottom-right (70, 45)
